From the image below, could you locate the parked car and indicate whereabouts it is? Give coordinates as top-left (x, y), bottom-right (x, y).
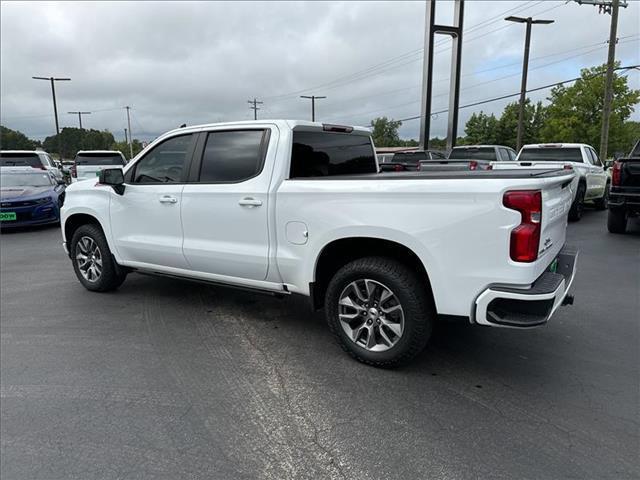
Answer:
top-left (0, 167), bottom-right (66, 228)
top-left (379, 150), bottom-right (446, 172)
top-left (607, 139), bottom-right (640, 233)
top-left (71, 150), bottom-right (127, 182)
top-left (0, 150), bottom-right (64, 182)
top-left (492, 143), bottom-right (608, 221)
top-left (61, 120), bottom-right (577, 367)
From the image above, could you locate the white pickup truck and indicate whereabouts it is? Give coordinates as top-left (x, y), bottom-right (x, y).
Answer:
top-left (60, 120), bottom-right (578, 367)
top-left (492, 143), bottom-right (609, 221)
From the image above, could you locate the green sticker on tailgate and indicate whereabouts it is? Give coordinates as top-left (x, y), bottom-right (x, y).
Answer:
top-left (0, 212), bottom-right (17, 221)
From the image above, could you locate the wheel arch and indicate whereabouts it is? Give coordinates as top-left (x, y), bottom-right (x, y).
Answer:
top-left (310, 236), bottom-right (435, 310)
top-left (63, 212), bottom-right (115, 259)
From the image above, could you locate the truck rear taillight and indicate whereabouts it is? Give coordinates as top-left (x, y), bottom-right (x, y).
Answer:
top-left (611, 160), bottom-right (622, 186)
top-left (469, 160), bottom-right (478, 171)
top-left (394, 164), bottom-right (404, 172)
top-left (503, 190), bottom-right (542, 263)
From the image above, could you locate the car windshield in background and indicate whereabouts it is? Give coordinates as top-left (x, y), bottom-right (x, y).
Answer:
top-left (448, 148), bottom-right (496, 161)
top-left (518, 148), bottom-right (583, 162)
top-left (0, 172), bottom-right (53, 187)
top-left (75, 154), bottom-right (124, 166)
top-left (393, 152), bottom-right (429, 163)
top-left (0, 153), bottom-right (41, 167)
top-left (290, 132), bottom-right (376, 178)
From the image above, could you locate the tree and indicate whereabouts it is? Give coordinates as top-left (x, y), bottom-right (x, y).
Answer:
top-left (540, 63), bottom-right (640, 155)
top-left (493, 100), bottom-right (546, 149)
top-left (464, 111), bottom-right (498, 145)
top-left (43, 127), bottom-right (115, 159)
top-left (111, 139), bottom-right (144, 159)
top-left (370, 117), bottom-right (402, 147)
top-left (0, 125), bottom-right (40, 149)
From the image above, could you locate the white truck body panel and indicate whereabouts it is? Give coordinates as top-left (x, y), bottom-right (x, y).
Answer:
top-left (61, 120), bottom-right (576, 324)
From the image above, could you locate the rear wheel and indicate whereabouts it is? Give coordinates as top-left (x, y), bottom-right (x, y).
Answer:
top-left (70, 224), bottom-right (127, 291)
top-left (594, 182), bottom-right (609, 210)
top-left (324, 257), bottom-right (434, 368)
top-left (607, 209), bottom-right (627, 234)
top-left (569, 184), bottom-right (585, 222)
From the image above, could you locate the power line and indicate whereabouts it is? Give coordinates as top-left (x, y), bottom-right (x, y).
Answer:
top-left (263, 1), bottom-right (555, 102)
top-left (396, 64), bottom-right (639, 122)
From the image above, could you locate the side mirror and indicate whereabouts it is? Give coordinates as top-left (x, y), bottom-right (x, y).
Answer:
top-left (99, 168), bottom-right (125, 195)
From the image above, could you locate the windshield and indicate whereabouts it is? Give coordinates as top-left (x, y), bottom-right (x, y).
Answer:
top-left (0, 153), bottom-right (42, 167)
top-left (518, 147), bottom-right (583, 162)
top-left (75, 154), bottom-right (124, 166)
top-left (448, 147), bottom-right (496, 161)
top-left (1, 172), bottom-right (53, 187)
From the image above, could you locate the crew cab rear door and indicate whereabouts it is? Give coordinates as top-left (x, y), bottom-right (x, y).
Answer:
top-left (180, 126), bottom-right (276, 281)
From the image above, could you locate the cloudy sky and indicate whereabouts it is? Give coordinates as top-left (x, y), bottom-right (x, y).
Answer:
top-left (1, 0), bottom-right (639, 142)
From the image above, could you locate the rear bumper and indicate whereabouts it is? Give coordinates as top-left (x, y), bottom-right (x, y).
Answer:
top-left (474, 246), bottom-right (578, 328)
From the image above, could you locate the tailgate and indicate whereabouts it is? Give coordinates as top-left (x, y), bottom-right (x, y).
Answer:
top-left (420, 160), bottom-right (477, 172)
top-left (538, 175), bottom-right (574, 262)
top-left (492, 161), bottom-right (566, 170)
top-left (76, 165), bottom-right (106, 179)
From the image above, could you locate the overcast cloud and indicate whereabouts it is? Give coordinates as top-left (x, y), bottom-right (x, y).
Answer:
top-left (1, 0), bottom-right (639, 142)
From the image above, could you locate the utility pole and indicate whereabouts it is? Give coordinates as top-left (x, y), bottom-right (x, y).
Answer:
top-left (32, 76), bottom-right (71, 161)
top-left (124, 128), bottom-right (128, 144)
top-left (572, 0), bottom-right (628, 160)
top-left (247, 98), bottom-right (263, 120)
top-left (300, 95), bottom-right (326, 122)
top-left (505, 16), bottom-right (554, 151)
top-left (125, 106), bottom-right (133, 160)
top-left (68, 111), bottom-right (91, 129)
top-left (600, 0), bottom-right (620, 161)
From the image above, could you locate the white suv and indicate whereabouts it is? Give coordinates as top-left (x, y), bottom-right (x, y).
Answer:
top-left (0, 150), bottom-right (63, 181)
top-left (72, 150), bottom-right (127, 182)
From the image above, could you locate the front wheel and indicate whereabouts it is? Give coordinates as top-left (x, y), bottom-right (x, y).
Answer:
top-left (607, 209), bottom-right (627, 234)
top-left (70, 224), bottom-right (127, 291)
top-left (324, 257), bottom-right (434, 368)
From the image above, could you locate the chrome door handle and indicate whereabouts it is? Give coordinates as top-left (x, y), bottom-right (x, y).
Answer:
top-left (159, 195), bottom-right (178, 204)
top-left (238, 197), bottom-right (263, 207)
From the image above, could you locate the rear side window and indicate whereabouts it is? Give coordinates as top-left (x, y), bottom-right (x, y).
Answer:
top-left (290, 132), bottom-right (376, 178)
top-left (508, 149), bottom-right (517, 161)
top-left (0, 153), bottom-right (42, 167)
top-left (518, 148), bottom-right (583, 162)
top-left (448, 147), bottom-right (497, 161)
top-left (75, 153), bottom-right (125, 166)
top-left (199, 130), bottom-right (267, 183)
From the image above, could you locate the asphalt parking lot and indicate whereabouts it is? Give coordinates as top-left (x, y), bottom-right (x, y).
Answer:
top-left (1, 210), bottom-right (638, 480)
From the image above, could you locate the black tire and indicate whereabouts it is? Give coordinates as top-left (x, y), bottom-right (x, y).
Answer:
top-left (70, 224), bottom-right (127, 292)
top-left (607, 209), bottom-right (627, 234)
top-left (569, 184), bottom-right (585, 222)
top-left (324, 257), bottom-right (434, 368)
top-left (594, 182), bottom-right (609, 210)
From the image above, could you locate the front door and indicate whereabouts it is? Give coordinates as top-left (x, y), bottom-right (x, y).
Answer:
top-left (110, 133), bottom-right (196, 269)
top-left (181, 128), bottom-right (274, 281)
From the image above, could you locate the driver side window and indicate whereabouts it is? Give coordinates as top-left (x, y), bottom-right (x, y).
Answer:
top-left (130, 134), bottom-right (194, 183)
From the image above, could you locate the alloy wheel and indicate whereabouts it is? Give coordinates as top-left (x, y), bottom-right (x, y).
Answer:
top-left (338, 279), bottom-right (404, 352)
top-left (76, 236), bottom-right (102, 282)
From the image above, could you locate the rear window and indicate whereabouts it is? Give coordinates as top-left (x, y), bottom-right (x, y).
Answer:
top-left (518, 148), bottom-right (583, 162)
top-left (290, 132), bottom-right (376, 178)
top-left (75, 153), bottom-right (125, 166)
top-left (448, 147), bottom-right (497, 161)
top-left (0, 153), bottom-right (42, 167)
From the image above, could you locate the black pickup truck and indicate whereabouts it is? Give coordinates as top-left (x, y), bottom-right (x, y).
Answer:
top-left (607, 139), bottom-right (640, 234)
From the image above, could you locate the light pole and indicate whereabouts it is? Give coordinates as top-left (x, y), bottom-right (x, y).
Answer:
top-left (300, 95), bottom-right (326, 122)
top-left (32, 76), bottom-right (71, 160)
top-left (68, 111), bottom-right (91, 129)
top-left (505, 16), bottom-right (554, 150)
